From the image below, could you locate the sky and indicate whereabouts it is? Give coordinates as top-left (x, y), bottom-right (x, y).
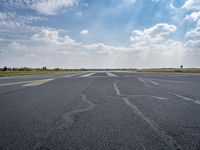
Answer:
top-left (0, 0), bottom-right (200, 69)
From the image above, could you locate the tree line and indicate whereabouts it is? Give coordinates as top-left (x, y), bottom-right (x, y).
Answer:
top-left (0, 66), bottom-right (87, 72)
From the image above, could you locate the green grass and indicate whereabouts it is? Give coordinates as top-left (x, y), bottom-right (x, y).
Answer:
top-left (136, 68), bottom-right (200, 73)
top-left (0, 70), bottom-right (78, 77)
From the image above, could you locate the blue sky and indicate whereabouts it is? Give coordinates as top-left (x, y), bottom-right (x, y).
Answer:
top-left (0, 0), bottom-right (200, 68)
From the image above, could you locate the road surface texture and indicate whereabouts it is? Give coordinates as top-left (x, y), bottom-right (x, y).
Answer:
top-left (0, 72), bottom-right (200, 150)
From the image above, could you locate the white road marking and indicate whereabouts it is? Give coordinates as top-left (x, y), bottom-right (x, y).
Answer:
top-left (106, 72), bottom-right (118, 77)
top-left (0, 81), bottom-right (35, 87)
top-left (121, 97), bottom-right (182, 150)
top-left (62, 73), bottom-right (84, 78)
top-left (138, 78), bottom-right (153, 88)
top-left (146, 78), bottom-right (193, 84)
top-left (22, 79), bottom-right (54, 87)
top-left (169, 92), bottom-right (200, 105)
top-left (80, 73), bottom-right (95, 77)
top-left (112, 81), bottom-right (183, 150)
top-left (146, 78), bottom-right (159, 85)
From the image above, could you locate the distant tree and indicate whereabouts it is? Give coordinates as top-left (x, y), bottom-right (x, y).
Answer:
top-left (2, 66), bottom-right (8, 71)
top-left (42, 67), bottom-right (47, 71)
top-left (54, 68), bottom-right (60, 71)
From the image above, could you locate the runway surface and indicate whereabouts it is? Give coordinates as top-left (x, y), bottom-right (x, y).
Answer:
top-left (0, 71), bottom-right (200, 150)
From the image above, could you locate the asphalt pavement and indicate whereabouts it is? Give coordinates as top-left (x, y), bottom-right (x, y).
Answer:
top-left (0, 71), bottom-right (200, 150)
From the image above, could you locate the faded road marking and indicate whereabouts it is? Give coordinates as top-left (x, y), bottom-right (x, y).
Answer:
top-left (138, 78), bottom-right (155, 88)
top-left (62, 73), bottom-right (84, 78)
top-left (22, 79), bottom-right (54, 87)
top-left (106, 72), bottom-right (118, 77)
top-left (121, 97), bottom-right (182, 150)
top-left (80, 73), bottom-right (95, 77)
top-left (113, 81), bottom-right (183, 150)
top-left (146, 78), bottom-right (193, 84)
top-left (169, 92), bottom-right (200, 105)
top-left (138, 78), bottom-right (159, 86)
top-left (0, 80), bottom-right (45, 87)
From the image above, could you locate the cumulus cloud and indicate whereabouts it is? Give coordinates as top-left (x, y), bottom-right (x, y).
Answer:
top-left (33, 0), bottom-right (78, 15)
top-left (197, 19), bottom-right (200, 26)
top-left (1, 24), bottom-right (188, 68)
top-left (0, 12), bottom-right (47, 42)
top-left (130, 23), bottom-right (177, 49)
top-left (185, 11), bottom-right (200, 21)
top-left (80, 29), bottom-right (89, 35)
top-left (185, 26), bottom-right (200, 39)
top-left (8, 42), bottom-right (27, 50)
top-left (185, 40), bottom-right (200, 49)
top-left (185, 22), bottom-right (200, 50)
top-left (32, 29), bottom-right (77, 45)
top-left (1, 0), bottom-right (78, 15)
top-left (182, 0), bottom-right (200, 10)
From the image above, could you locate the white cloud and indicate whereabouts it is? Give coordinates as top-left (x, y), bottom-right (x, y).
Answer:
top-left (185, 40), bottom-right (200, 49)
top-left (32, 29), bottom-right (77, 45)
top-left (182, 0), bottom-right (200, 9)
top-left (185, 23), bottom-right (200, 50)
top-left (185, 26), bottom-right (200, 39)
top-left (0, 20), bottom-right (22, 29)
top-left (8, 42), bottom-right (27, 50)
top-left (185, 11), bottom-right (200, 21)
top-left (33, 0), bottom-right (78, 15)
top-left (2, 0), bottom-right (78, 15)
top-left (197, 19), bottom-right (200, 26)
top-left (0, 12), bottom-right (47, 42)
top-left (130, 23), bottom-right (177, 48)
top-left (80, 29), bottom-right (89, 35)
top-left (1, 22), bottom-right (199, 68)
top-left (32, 29), bottom-right (59, 43)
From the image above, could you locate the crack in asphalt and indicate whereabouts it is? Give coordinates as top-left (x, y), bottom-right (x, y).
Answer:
top-left (113, 81), bottom-right (183, 150)
top-left (57, 93), bottom-right (95, 129)
top-left (33, 93), bottom-right (95, 150)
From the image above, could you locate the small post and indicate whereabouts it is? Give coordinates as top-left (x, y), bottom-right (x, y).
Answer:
top-left (180, 65), bottom-right (183, 72)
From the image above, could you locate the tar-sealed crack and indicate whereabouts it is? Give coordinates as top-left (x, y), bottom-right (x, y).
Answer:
top-left (57, 93), bottom-right (95, 129)
top-left (33, 93), bottom-right (95, 150)
top-left (113, 81), bottom-right (183, 150)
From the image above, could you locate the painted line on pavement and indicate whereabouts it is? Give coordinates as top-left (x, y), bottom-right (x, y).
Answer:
top-left (62, 73), bottom-right (85, 78)
top-left (22, 79), bottom-right (54, 87)
top-left (144, 78), bottom-right (193, 84)
top-left (169, 92), bottom-right (200, 105)
top-left (112, 81), bottom-right (183, 150)
top-left (80, 73), bottom-right (95, 77)
top-left (0, 80), bottom-right (40, 87)
top-left (106, 72), bottom-right (118, 77)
